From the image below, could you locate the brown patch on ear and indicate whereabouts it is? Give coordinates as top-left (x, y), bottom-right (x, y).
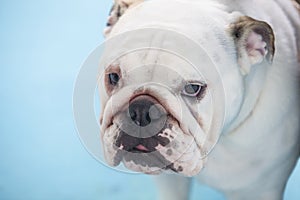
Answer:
top-left (230, 16), bottom-right (275, 75)
top-left (104, 0), bottom-right (144, 37)
top-left (292, 0), bottom-right (300, 13)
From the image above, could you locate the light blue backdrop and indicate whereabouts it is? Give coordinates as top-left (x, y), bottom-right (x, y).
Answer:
top-left (0, 0), bottom-right (299, 199)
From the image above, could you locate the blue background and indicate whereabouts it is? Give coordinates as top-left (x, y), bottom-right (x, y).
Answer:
top-left (0, 0), bottom-right (299, 199)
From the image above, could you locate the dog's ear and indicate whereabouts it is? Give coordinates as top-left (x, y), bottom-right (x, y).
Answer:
top-left (230, 16), bottom-right (275, 75)
top-left (103, 0), bottom-right (144, 37)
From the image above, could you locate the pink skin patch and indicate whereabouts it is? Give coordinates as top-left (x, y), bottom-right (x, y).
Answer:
top-left (246, 31), bottom-right (267, 61)
top-left (135, 144), bottom-right (149, 151)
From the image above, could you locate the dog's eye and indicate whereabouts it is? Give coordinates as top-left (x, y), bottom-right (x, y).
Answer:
top-left (108, 73), bottom-right (120, 85)
top-left (182, 83), bottom-right (206, 97)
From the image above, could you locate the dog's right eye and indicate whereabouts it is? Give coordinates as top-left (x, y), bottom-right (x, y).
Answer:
top-left (108, 73), bottom-right (120, 86)
top-left (182, 82), bottom-right (207, 99)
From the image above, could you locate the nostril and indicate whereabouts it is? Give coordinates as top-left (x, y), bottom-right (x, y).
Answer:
top-left (145, 112), bottom-right (151, 125)
top-left (129, 109), bottom-right (137, 121)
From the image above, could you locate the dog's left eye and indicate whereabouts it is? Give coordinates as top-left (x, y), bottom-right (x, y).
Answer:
top-left (108, 73), bottom-right (120, 86)
top-left (182, 82), bottom-right (206, 97)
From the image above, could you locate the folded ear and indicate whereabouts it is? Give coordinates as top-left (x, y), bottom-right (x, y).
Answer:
top-left (230, 16), bottom-right (275, 75)
top-left (103, 0), bottom-right (144, 37)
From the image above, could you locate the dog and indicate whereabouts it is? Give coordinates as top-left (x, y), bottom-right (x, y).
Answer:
top-left (99, 0), bottom-right (300, 199)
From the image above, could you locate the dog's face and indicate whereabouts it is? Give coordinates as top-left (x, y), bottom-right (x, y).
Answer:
top-left (99, 0), bottom-right (275, 176)
top-left (100, 49), bottom-right (215, 176)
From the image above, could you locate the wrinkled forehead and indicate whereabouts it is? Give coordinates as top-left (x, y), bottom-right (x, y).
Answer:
top-left (100, 29), bottom-right (219, 89)
top-left (110, 49), bottom-right (208, 86)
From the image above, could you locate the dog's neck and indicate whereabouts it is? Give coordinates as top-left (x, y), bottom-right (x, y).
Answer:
top-left (222, 61), bottom-right (269, 135)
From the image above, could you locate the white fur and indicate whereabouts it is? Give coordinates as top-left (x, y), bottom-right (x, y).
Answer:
top-left (101, 0), bottom-right (300, 199)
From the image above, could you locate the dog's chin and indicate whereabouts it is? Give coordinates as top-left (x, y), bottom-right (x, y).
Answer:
top-left (102, 116), bottom-right (205, 176)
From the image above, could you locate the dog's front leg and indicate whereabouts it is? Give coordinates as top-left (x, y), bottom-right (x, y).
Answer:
top-left (154, 174), bottom-right (191, 200)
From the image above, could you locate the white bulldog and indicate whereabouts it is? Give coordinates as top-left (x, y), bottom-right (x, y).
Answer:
top-left (99, 0), bottom-right (300, 199)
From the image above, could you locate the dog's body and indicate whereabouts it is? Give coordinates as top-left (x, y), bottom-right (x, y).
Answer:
top-left (100, 0), bottom-right (300, 199)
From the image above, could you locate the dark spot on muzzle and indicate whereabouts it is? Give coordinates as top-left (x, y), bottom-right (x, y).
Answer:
top-left (123, 150), bottom-right (172, 169)
top-left (166, 149), bottom-right (173, 156)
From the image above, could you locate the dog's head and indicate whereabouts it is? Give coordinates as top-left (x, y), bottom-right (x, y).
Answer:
top-left (99, 0), bottom-right (275, 176)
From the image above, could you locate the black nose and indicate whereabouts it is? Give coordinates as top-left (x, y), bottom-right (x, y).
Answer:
top-left (129, 97), bottom-right (164, 127)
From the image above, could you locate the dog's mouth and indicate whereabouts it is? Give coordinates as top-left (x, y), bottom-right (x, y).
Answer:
top-left (111, 117), bottom-right (175, 168)
top-left (102, 94), bottom-right (205, 175)
top-left (103, 108), bottom-right (204, 175)
top-left (108, 112), bottom-right (205, 176)
top-left (115, 124), bottom-right (171, 153)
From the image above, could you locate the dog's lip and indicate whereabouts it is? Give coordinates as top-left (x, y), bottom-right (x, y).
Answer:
top-left (128, 93), bottom-right (160, 105)
top-left (105, 115), bottom-right (186, 152)
top-left (114, 124), bottom-right (172, 154)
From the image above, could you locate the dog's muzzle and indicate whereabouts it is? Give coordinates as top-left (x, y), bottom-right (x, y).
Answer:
top-left (115, 95), bottom-right (169, 153)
